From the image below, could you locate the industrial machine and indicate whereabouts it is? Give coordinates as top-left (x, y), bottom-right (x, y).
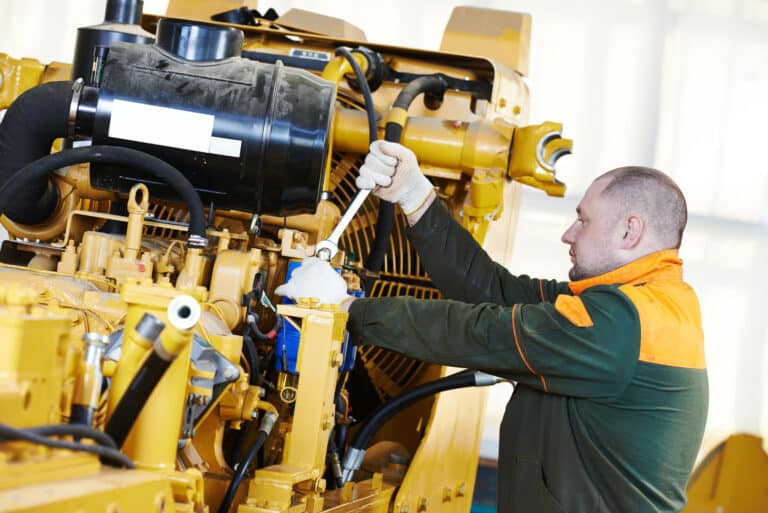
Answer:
top-left (0, 2), bottom-right (572, 512)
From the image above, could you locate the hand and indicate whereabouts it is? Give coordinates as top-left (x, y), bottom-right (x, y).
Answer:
top-left (274, 257), bottom-right (350, 305)
top-left (356, 141), bottom-right (434, 216)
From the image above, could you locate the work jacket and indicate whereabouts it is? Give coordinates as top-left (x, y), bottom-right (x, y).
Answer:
top-left (347, 200), bottom-right (708, 513)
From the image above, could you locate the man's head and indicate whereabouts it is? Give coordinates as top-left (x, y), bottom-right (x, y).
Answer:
top-left (561, 166), bottom-right (687, 281)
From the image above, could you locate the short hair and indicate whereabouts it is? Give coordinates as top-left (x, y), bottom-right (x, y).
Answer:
top-left (596, 166), bottom-right (688, 249)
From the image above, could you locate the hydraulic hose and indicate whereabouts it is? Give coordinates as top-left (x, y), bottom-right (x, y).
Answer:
top-left (104, 313), bottom-right (167, 448)
top-left (364, 75), bottom-right (448, 275)
top-left (105, 296), bottom-right (200, 449)
top-left (0, 145), bottom-right (207, 245)
top-left (218, 411), bottom-right (278, 513)
top-left (0, 81), bottom-right (73, 224)
top-left (340, 370), bottom-right (501, 484)
top-left (0, 423), bottom-right (134, 468)
top-left (335, 47), bottom-right (377, 145)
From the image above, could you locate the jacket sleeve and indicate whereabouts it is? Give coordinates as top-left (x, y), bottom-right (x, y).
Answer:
top-left (347, 285), bottom-right (641, 399)
top-left (406, 200), bottom-right (567, 305)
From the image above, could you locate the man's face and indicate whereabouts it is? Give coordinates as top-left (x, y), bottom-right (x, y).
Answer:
top-left (561, 178), bottom-right (625, 281)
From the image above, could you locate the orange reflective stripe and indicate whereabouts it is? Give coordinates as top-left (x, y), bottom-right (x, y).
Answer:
top-left (511, 304), bottom-right (549, 391)
top-left (538, 279), bottom-right (545, 302)
top-left (554, 294), bottom-right (594, 328)
top-left (619, 283), bottom-right (705, 369)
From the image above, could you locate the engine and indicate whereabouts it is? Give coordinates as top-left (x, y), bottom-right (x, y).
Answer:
top-left (0, 2), bottom-right (571, 512)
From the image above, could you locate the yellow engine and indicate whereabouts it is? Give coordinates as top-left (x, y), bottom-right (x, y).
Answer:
top-left (0, 2), bottom-right (571, 513)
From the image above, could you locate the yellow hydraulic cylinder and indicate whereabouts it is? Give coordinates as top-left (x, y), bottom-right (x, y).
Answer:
top-left (121, 295), bottom-right (201, 470)
top-left (333, 108), bottom-right (511, 172)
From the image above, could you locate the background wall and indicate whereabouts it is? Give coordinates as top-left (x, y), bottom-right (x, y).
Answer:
top-left (1, 0), bottom-right (767, 462)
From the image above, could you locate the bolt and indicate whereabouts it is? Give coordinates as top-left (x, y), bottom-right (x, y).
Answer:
top-left (417, 497), bottom-right (428, 512)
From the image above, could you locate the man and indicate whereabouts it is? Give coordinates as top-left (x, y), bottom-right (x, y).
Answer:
top-left (278, 141), bottom-right (708, 513)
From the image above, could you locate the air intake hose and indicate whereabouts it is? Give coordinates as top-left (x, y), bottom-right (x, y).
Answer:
top-left (0, 81), bottom-right (73, 224)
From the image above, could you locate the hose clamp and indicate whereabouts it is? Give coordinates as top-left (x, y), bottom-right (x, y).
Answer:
top-left (186, 234), bottom-right (208, 249)
top-left (68, 78), bottom-right (85, 140)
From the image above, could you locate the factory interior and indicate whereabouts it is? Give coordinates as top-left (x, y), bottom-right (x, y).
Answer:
top-left (0, 1), bottom-right (766, 512)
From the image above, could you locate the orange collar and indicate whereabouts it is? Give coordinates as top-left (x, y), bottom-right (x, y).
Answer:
top-left (568, 249), bottom-right (683, 295)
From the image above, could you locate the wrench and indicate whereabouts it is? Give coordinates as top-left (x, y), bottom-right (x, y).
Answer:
top-left (315, 189), bottom-right (371, 261)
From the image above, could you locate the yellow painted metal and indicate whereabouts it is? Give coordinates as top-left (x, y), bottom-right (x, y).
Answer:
top-left (440, 7), bottom-right (531, 77)
top-left (245, 303), bottom-right (348, 513)
top-left (391, 379), bottom-right (488, 513)
top-left (115, 280), bottom-right (202, 470)
top-left (208, 248), bottom-right (265, 330)
top-left (507, 121), bottom-right (573, 197)
top-left (176, 248), bottom-right (212, 292)
top-left (0, 54), bottom-right (44, 109)
top-left (681, 433), bottom-right (768, 513)
top-left (0, 467), bottom-right (176, 513)
top-left (333, 109), bottom-right (517, 174)
top-left (319, 54), bottom-right (367, 193)
top-left (1, 176), bottom-right (84, 243)
top-left (0, 286), bottom-right (72, 427)
top-left (106, 185), bottom-right (155, 283)
top-left (461, 169), bottom-right (505, 242)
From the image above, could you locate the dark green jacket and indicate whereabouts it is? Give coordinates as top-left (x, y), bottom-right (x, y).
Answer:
top-left (347, 201), bottom-right (708, 513)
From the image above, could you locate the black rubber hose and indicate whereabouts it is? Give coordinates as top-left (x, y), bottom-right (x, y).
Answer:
top-left (218, 429), bottom-right (269, 513)
top-left (241, 334), bottom-right (261, 386)
top-left (0, 423), bottom-right (134, 468)
top-left (18, 423), bottom-right (119, 449)
top-left (0, 145), bottom-right (206, 240)
top-left (364, 75), bottom-right (448, 275)
top-left (0, 81), bottom-right (73, 224)
top-left (104, 349), bottom-right (173, 449)
top-left (351, 371), bottom-right (477, 451)
top-left (335, 47), bottom-right (377, 144)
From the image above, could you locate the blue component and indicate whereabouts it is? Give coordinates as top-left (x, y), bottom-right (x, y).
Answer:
top-left (276, 260), bottom-right (364, 374)
top-left (276, 320), bottom-right (301, 373)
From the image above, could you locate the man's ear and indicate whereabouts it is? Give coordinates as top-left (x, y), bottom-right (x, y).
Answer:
top-left (620, 215), bottom-right (644, 249)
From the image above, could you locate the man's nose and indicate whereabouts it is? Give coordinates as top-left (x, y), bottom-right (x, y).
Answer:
top-left (561, 223), bottom-right (576, 244)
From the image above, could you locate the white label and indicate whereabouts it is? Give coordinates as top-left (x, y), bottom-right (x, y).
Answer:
top-left (289, 48), bottom-right (331, 62)
top-left (209, 136), bottom-right (242, 157)
top-left (108, 99), bottom-right (243, 158)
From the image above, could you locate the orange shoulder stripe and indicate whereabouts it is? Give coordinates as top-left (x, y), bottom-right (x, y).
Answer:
top-left (619, 283), bottom-right (705, 369)
top-left (554, 294), bottom-right (594, 327)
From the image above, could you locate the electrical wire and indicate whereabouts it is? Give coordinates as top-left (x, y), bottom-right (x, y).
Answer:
top-left (0, 423), bottom-right (134, 468)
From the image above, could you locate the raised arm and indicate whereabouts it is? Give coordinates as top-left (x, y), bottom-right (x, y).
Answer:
top-left (356, 141), bottom-right (567, 305)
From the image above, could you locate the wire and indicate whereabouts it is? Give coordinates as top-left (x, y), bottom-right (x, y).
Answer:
top-left (0, 423), bottom-right (134, 468)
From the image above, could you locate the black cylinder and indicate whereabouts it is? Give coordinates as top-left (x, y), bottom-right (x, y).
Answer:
top-left (71, 0), bottom-right (154, 84)
top-left (84, 41), bottom-right (335, 216)
top-left (156, 18), bottom-right (243, 62)
top-left (105, 0), bottom-right (143, 24)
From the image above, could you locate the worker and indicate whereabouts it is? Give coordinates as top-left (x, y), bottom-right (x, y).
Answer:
top-left (277, 141), bottom-right (708, 513)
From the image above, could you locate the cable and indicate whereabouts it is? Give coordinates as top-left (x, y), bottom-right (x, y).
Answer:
top-left (0, 145), bottom-right (207, 243)
top-left (24, 423), bottom-right (119, 449)
top-left (218, 412), bottom-right (277, 513)
top-left (0, 423), bottom-right (134, 468)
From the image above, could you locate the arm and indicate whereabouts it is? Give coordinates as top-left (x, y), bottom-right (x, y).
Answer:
top-left (357, 141), bottom-right (567, 305)
top-left (347, 285), bottom-right (640, 398)
top-left (407, 199), bottom-right (568, 305)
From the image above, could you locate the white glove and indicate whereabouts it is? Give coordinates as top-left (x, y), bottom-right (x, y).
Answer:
top-left (274, 257), bottom-right (349, 305)
top-left (356, 140), bottom-right (434, 215)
